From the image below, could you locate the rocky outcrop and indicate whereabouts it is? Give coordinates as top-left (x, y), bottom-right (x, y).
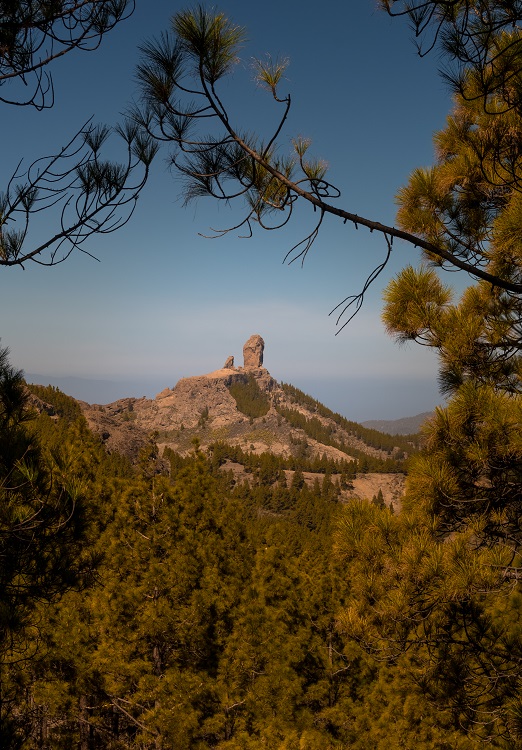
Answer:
top-left (67, 333), bottom-right (409, 507)
top-left (85, 403), bottom-right (149, 458)
top-left (243, 334), bottom-right (264, 368)
top-left (27, 390), bottom-right (57, 417)
top-left (154, 373), bottom-right (245, 428)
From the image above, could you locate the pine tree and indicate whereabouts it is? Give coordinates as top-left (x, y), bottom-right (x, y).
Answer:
top-left (335, 48), bottom-right (522, 741)
top-left (0, 1), bottom-right (156, 268)
top-left (87, 453), bottom-right (253, 747)
top-left (0, 348), bottom-right (100, 745)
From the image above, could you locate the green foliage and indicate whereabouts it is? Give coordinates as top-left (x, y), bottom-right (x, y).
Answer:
top-left (198, 404), bottom-right (210, 426)
top-left (209, 439), bottom-right (357, 478)
top-left (0, 404), bottom-right (480, 749)
top-left (0, 348), bottom-right (103, 745)
top-left (27, 382), bottom-right (83, 424)
top-left (228, 375), bottom-right (271, 418)
top-left (276, 402), bottom-right (407, 473)
top-left (371, 488), bottom-right (385, 508)
top-left (336, 497), bottom-right (522, 744)
top-left (280, 382), bottom-right (422, 453)
top-left (173, 5), bottom-right (246, 83)
top-left (336, 24), bottom-right (522, 741)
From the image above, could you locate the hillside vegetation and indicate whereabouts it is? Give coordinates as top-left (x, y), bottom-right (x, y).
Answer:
top-left (280, 383), bottom-right (423, 454)
top-left (0, 379), bottom-right (482, 749)
top-left (228, 375), bottom-right (271, 418)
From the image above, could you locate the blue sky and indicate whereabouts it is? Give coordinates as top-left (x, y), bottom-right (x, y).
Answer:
top-left (2, 0), bottom-right (456, 420)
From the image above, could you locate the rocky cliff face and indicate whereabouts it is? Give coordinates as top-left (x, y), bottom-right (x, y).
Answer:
top-left (83, 359), bottom-right (278, 455)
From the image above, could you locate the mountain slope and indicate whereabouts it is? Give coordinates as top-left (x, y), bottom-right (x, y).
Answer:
top-left (79, 363), bottom-right (420, 469)
top-left (29, 337), bottom-right (422, 509)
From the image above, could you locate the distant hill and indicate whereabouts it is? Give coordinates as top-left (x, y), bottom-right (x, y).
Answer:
top-left (362, 412), bottom-right (433, 435)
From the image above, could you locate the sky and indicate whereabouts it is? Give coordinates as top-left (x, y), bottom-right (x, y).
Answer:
top-left (1, 0), bottom-right (458, 421)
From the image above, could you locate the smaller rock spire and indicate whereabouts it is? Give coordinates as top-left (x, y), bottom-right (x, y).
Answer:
top-left (223, 355), bottom-right (234, 369)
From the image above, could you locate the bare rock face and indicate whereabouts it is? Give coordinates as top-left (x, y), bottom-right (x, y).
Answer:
top-left (243, 334), bottom-right (264, 369)
top-left (223, 355), bottom-right (234, 369)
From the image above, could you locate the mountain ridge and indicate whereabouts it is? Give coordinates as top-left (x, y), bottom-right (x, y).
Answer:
top-left (28, 336), bottom-right (423, 509)
top-left (362, 412), bottom-right (433, 435)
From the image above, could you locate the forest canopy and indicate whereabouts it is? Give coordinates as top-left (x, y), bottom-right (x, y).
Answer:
top-left (0, 367), bottom-right (487, 748)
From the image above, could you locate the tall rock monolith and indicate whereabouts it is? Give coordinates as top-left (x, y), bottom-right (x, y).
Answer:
top-left (243, 334), bottom-right (264, 368)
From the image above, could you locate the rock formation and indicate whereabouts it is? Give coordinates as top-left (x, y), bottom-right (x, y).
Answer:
top-left (243, 334), bottom-right (264, 368)
top-left (72, 331), bottom-right (407, 507)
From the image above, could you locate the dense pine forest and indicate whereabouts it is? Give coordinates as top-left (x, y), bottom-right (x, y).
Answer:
top-left (0, 354), bottom-right (515, 749)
